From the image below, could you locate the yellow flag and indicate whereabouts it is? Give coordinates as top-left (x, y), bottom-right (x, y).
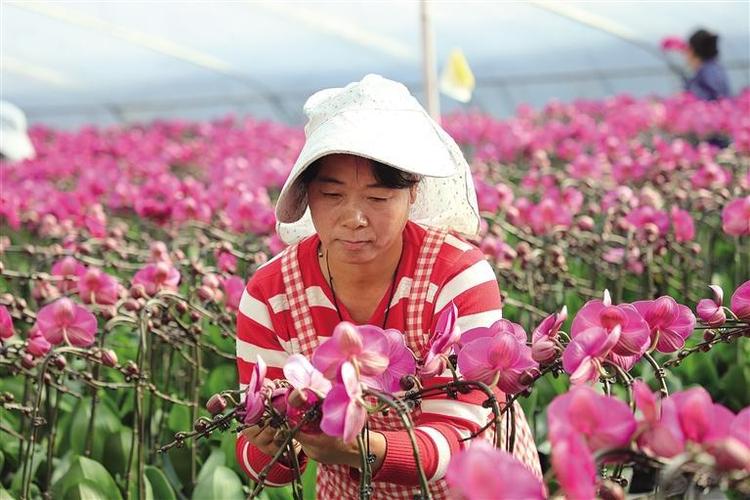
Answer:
top-left (439, 48), bottom-right (475, 103)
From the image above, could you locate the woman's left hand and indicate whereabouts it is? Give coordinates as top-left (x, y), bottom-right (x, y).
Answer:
top-left (287, 389), bottom-right (386, 470)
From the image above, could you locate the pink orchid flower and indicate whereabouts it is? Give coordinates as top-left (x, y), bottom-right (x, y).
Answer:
top-left (632, 295), bottom-right (696, 353)
top-left (50, 256), bottom-right (87, 292)
top-left (531, 306), bottom-right (567, 364)
top-left (670, 386), bottom-right (734, 445)
top-left (548, 384), bottom-right (636, 453)
top-left (312, 322), bottom-right (389, 380)
top-left (78, 267), bottom-right (120, 305)
top-left (283, 354), bottom-right (332, 432)
top-left (243, 355), bottom-right (268, 426)
top-left (722, 196), bottom-right (750, 236)
top-left (320, 361), bottom-right (367, 444)
top-left (421, 302), bottom-right (460, 377)
top-left (362, 328), bottom-right (416, 392)
top-left (458, 318), bottom-right (527, 349)
top-left (26, 327), bottom-right (52, 358)
top-left (670, 206), bottom-right (695, 242)
top-left (148, 241), bottom-right (172, 264)
top-left (572, 290), bottom-right (650, 357)
top-left (633, 380), bottom-right (685, 458)
top-left (696, 285), bottom-right (726, 327)
top-left (551, 431), bottom-right (597, 500)
top-left (562, 325), bottom-right (621, 384)
top-left (457, 327), bottom-right (537, 394)
top-left (731, 280), bottom-right (750, 320)
top-left (283, 354), bottom-right (332, 398)
top-left (35, 298), bottom-right (97, 347)
top-left (445, 441), bottom-right (545, 500)
top-left (216, 251), bottom-right (237, 273)
top-left (132, 262), bottom-right (181, 296)
top-left (661, 36), bottom-right (688, 52)
top-left (0, 305), bottom-right (14, 339)
top-left (221, 275), bottom-right (245, 311)
top-left (705, 408), bottom-right (750, 471)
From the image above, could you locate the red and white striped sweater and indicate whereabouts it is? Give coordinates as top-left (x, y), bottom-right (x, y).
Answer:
top-left (235, 221), bottom-right (540, 497)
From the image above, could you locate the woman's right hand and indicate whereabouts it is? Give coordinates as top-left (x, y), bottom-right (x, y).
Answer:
top-left (240, 423), bottom-right (282, 457)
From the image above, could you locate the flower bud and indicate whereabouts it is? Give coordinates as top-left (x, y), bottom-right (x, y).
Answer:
top-left (598, 480), bottom-right (625, 500)
top-left (21, 354), bottom-right (36, 370)
top-left (206, 394), bottom-right (228, 416)
top-left (532, 339), bottom-right (558, 364)
top-left (196, 285), bottom-right (215, 302)
top-left (52, 354), bottom-right (67, 370)
top-left (576, 215), bottom-right (595, 231)
top-left (130, 284), bottom-right (146, 299)
top-left (696, 298), bottom-right (726, 327)
top-left (100, 348), bottom-right (118, 367)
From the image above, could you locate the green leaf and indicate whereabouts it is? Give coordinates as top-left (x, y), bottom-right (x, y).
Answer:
top-left (62, 479), bottom-right (110, 500)
top-left (101, 428), bottom-right (132, 478)
top-left (68, 396), bottom-right (122, 462)
top-left (127, 473), bottom-right (154, 500)
top-left (720, 364), bottom-right (750, 411)
top-left (201, 365), bottom-right (237, 400)
top-left (301, 460), bottom-right (317, 500)
top-left (191, 465), bottom-right (244, 500)
top-left (196, 449), bottom-right (225, 484)
top-left (168, 404), bottom-right (192, 433)
top-left (0, 486), bottom-right (16, 500)
top-left (145, 466), bottom-right (177, 500)
top-left (52, 456), bottom-right (123, 500)
top-left (221, 431), bottom-right (245, 477)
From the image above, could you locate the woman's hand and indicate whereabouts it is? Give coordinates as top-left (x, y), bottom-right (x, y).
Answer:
top-left (240, 423), bottom-right (283, 457)
top-left (286, 389), bottom-right (386, 470)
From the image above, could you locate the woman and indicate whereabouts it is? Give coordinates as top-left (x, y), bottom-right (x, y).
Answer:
top-left (684, 28), bottom-right (731, 101)
top-left (235, 74), bottom-right (541, 498)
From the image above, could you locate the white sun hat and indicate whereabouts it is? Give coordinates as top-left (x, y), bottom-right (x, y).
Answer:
top-left (276, 74), bottom-right (480, 244)
top-left (0, 101), bottom-right (36, 162)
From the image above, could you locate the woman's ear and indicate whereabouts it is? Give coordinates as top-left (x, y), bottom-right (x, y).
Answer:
top-left (409, 183), bottom-right (418, 204)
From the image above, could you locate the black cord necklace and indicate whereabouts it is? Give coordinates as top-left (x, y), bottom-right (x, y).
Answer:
top-left (323, 243), bottom-right (403, 329)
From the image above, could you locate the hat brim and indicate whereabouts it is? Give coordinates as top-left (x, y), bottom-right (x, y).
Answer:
top-left (276, 108), bottom-right (457, 223)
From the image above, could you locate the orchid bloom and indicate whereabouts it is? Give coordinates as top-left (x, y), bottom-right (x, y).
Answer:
top-left (632, 380), bottom-right (685, 458)
top-left (50, 256), bottom-right (87, 292)
top-left (696, 285), bottom-right (726, 327)
top-left (531, 306), bottom-right (567, 364)
top-left (320, 361), bottom-right (367, 444)
top-left (445, 441), bottom-right (545, 500)
top-left (283, 354), bottom-right (332, 431)
top-left (721, 196), bottom-right (750, 237)
top-left (421, 302), bottom-right (460, 377)
top-left (221, 275), bottom-right (245, 311)
top-left (730, 280), bottom-right (750, 320)
top-left (132, 262), bottom-right (181, 296)
top-left (551, 431), bottom-right (598, 500)
top-left (548, 384), bottom-right (636, 453)
top-left (311, 322), bottom-right (389, 379)
top-left (632, 295), bottom-right (696, 353)
top-left (706, 408), bottom-right (750, 471)
top-left (562, 325), bottom-right (621, 384)
top-left (670, 206), bottom-right (695, 242)
top-left (78, 267), bottom-right (120, 305)
top-left (361, 328), bottom-right (416, 392)
top-left (571, 290), bottom-right (650, 358)
top-left (35, 298), bottom-right (97, 347)
top-left (26, 326), bottom-right (52, 358)
top-left (0, 305), bottom-right (14, 340)
top-left (457, 325), bottom-right (537, 394)
top-left (243, 355), bottom-right (268, 426)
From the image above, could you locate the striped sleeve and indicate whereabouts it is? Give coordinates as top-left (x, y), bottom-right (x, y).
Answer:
top-left (235, 277), bottom-right (306, 484)
top-left (374, 248), bottom-right (505, 485)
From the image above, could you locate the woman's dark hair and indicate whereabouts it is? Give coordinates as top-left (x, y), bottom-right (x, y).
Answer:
top-left (688, 29), bottom-right (719, 61)
top-left (300, 157), bottom-right (420, 189)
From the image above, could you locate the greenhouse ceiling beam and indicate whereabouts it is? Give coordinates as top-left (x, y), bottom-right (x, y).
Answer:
top-left (251, 1), bottom-right (416, 61)
top-left (6, 0), bottom-right (294, 121)
top-left (528, 0), bottom-right (685, 78)
top-left (1, 55), bottom-right (79, 88)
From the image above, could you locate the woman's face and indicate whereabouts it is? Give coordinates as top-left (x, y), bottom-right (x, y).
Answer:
top-left (307, 154), bottom-right (417, 265)
top-left (685, 48), bottom-right (702, 71)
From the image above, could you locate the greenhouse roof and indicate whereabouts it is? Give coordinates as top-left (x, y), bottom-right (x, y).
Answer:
top-left (2, 0), bottom-right (749, 128)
